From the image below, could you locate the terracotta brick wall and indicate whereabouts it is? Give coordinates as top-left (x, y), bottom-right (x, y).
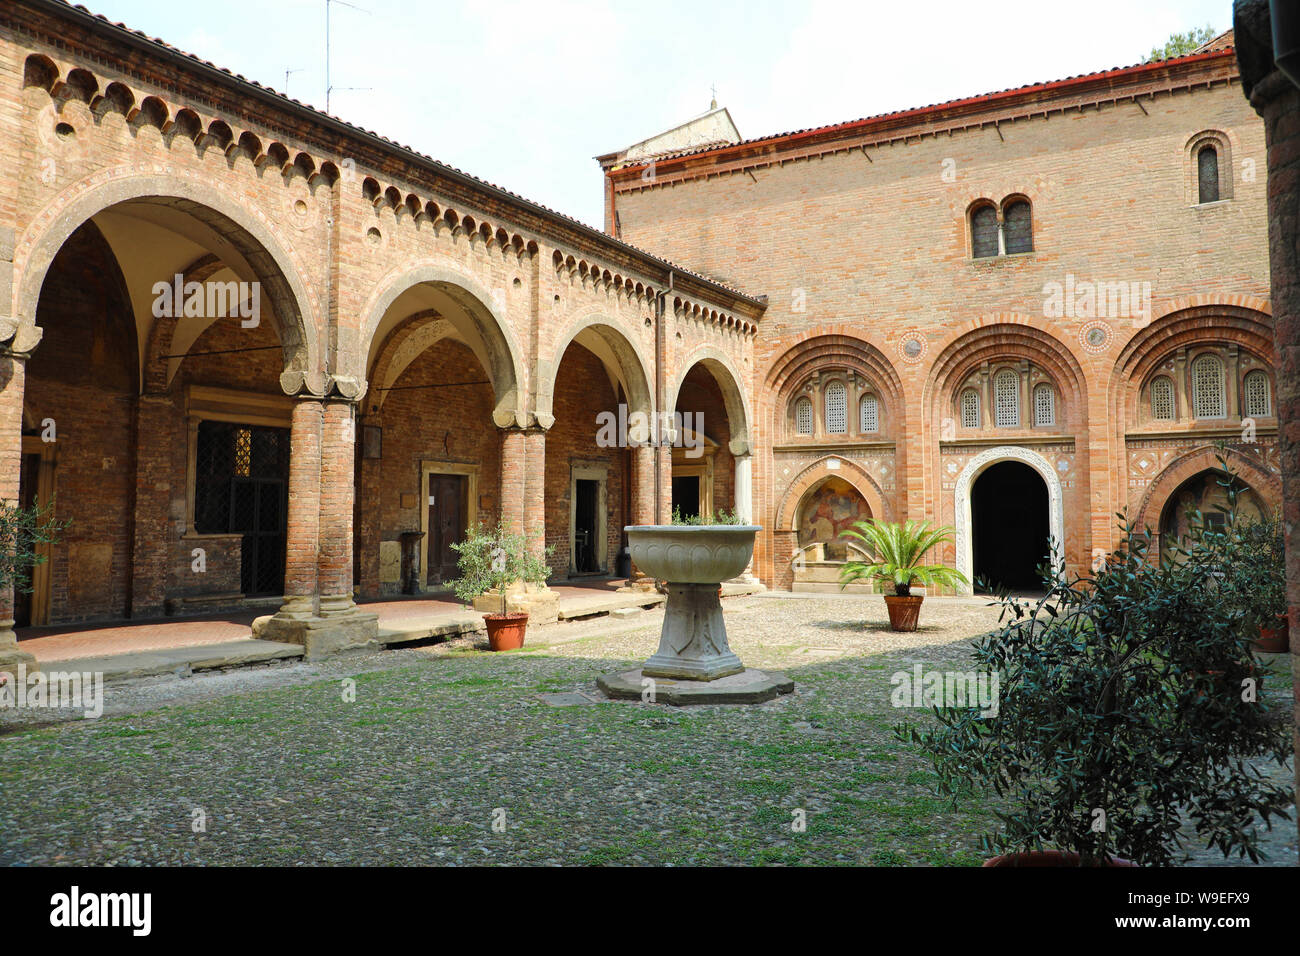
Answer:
top-left (610, 70), bottom-right (1275, 586)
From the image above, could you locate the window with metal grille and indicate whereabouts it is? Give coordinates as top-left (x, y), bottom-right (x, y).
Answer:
top-left (994, 370), bottom-right (1020, 427)
top-left (858, 394), bottom-right (879, 433)
top-left (794, 397), bottom-right (813, 435)
top-left (1191, 354), bottom-right (1226, 418)
top-left (1150, 376), bottom-right (1175, 420)
top-left (1003, 199), bottom-right (1033, 254)
top-left (971, 204), bottom-right (998, 258)
top-left (825, 381), bottom-right (847, 433)
top-left (1033, 382), bottom-right (1055, 426)
top-left (194, 420), bottom-right (290, 596)
top-left (1198, 145), bottom-right (1220, 204)
top-left (1244, 369), bottom-right (1271, 417)
top-left (961, 388), bottom-right (980, 428)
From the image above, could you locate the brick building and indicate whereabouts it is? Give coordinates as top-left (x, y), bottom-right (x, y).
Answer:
top-left (601, 34), bottom-right (1278, 592)
top-left (0, 1), bottom-right (1280, 671)
top-left (0, 0), bottom-right (763, 666)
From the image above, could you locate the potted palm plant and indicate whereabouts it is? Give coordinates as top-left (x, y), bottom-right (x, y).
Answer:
top-left (837, 519), bottom-right (967, 631)
top-left (451, 525), bottom-right (552, 651)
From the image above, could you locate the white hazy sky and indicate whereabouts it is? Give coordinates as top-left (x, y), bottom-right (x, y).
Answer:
top-left (82, 0), bottom-right (1231, 228)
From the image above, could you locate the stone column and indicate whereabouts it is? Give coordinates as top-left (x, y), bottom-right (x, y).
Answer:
top-left (731, 450), bottom-right (763, 589)
top-left (1235, 0), bottom-right (1300, 848)
top-left (0, 342), bottom-right (34, 671)
top-left (130, 393), bottom-right (174, 618)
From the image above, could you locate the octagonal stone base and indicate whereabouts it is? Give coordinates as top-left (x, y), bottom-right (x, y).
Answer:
top-left (598, 668), bottom-right (794, 706)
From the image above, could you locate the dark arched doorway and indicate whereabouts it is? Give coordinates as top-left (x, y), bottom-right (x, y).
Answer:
top-left (971, 460), bottom-right (1050, 592)
top-left (1158, 469), bottom-right (1267, 564)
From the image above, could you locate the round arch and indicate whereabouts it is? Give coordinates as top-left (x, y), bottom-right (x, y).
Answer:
top-left (953, 445), bottom-right (1065, 593)
top-left (359, 261), bottom-right (527, 428)
top-left (536, 314), bottom-right (655, 431)
top-left (12, 171), bottom-right (321, 390)
top-left (776, 455), bottom-right (890, 532)
top-left (924, 318), bottom-right (1088, 431)
top-left (1133, 444), bottom-right (1280, 535)
top-left (667, 345), bottom-right (753, 453)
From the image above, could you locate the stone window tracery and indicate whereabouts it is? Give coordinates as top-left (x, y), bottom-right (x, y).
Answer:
top-left (960, 388), bottom-right (980, 429)
top-left (1244, 369), bottom-right (1271, 417)
top-left (794, 396), bottom-right (813, 436)
top-left (1191, 354), bottom-right (1226, 419)
top-left (1033, 382), bottom-right (1055, 426)
top-left (825, 380), bottom-right (848, 434)
top-left (994, 369), bottom-right (1020, 427)
top-left (858, 394), bottom-right (879, 433)
top-left (1150, 376), bottom-right (1175, 421)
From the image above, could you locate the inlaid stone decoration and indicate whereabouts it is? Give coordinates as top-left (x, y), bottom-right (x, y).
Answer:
top-left (953, 446), bottom-right (1065, 593)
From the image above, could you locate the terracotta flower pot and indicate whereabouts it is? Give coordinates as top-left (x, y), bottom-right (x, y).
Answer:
top-left (884, 594), bottom-right (923, 632)
top-left (983, 850), bottom-right (1136, 867)
top-left (484, 612), bottom-right (529, 651)
top-left (1252, 613), bottom-right (1290, 654)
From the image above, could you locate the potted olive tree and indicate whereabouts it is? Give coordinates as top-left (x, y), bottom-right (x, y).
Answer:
top-left (451, 525), bottom-right (552, 651)
top-left (898, 508), bottom-right (1293, 867)
top-left (837, 519), bottom-right (967, 631)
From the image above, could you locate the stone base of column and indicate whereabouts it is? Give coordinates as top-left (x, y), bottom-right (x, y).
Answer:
top-left (0, 621), bottom-right (36, 673)
top-left (472, 582), bottom-right (558, 626)
top-left (256, 596), bottom-right (379, 660)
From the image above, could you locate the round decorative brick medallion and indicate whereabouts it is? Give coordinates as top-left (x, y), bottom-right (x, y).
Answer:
top-left (1079, 320), bottom-right (1112, 354)
top-left (899, 332), bottom-right (927, 364)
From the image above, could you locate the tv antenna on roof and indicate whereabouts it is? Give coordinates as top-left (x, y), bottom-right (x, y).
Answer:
top-left (325, 0), bottom-right (371, 113)
top-left (283, 68), bottom-right (302, 97)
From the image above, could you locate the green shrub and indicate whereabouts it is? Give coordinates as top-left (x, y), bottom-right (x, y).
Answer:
top-left (898, 472), bottom-right (1293, 865)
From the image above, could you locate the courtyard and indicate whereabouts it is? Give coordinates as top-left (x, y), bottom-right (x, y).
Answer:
top-left (1, 594), bottom-right (1293, 867)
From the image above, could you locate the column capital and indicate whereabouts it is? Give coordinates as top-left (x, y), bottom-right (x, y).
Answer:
top-left (279, 370), bottom-right (368, 402)
top-left (0, 317), bottom-right (43, 359)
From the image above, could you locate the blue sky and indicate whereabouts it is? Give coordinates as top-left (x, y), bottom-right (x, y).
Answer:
top-left (82, 0), bottom-right (1231, 227)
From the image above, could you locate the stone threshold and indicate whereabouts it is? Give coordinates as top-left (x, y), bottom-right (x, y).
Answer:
top-left (39, 639), bottom-right (304, 684)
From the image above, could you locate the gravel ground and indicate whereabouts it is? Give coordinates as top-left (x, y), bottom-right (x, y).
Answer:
top-left (0, 594), bottom-right (1293, 866)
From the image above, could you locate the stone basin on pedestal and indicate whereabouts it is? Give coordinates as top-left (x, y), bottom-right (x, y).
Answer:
top-left (597, 525), bottom-right (794, 706)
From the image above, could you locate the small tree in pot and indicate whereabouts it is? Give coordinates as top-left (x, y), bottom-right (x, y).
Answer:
top-left (898, 510), bottom-right (1293, 866)
top-left (451, 525), bottom-right (552, 651)
top-left (837, 519), bottom-right (968, 631)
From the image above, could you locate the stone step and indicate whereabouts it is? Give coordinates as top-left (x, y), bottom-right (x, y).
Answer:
top-left (375, 614), bottom-right (485, 646)
top-left (792, 580), bottom-right (876, 594)
top-left (35, 639), bottom-right (304, 683)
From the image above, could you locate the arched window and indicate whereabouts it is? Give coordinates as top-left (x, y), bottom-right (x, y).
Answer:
top-left (825, 381), bottom-right (848, 434)
top-left (960, 388), bottom-right (981, 429)
top-left (1197, 145), bottom-right (1220, 204)
top-left (794, 397), bottom-right (813, 435)
top-left (1032, 382), bottom-right (1056, 426)
top-left (858, 394), bottom-right (879, 433)
top-left (994, 369), bottom-right (1020, 427)
top-left (971, 204), bottom-right (998, 259)
top-left (1244, 369), bottom-right (1271, 417)
top-left (1191, 354), bottom-right (1226, 419)
top-left (1149, 376), bottom-right (1175, 421)
top-left (1003, 199), bottom-right (1033, 254)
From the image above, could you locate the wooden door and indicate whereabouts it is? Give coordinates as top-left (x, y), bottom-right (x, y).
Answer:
top-left (427, 474), bottom-right (467, 585)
